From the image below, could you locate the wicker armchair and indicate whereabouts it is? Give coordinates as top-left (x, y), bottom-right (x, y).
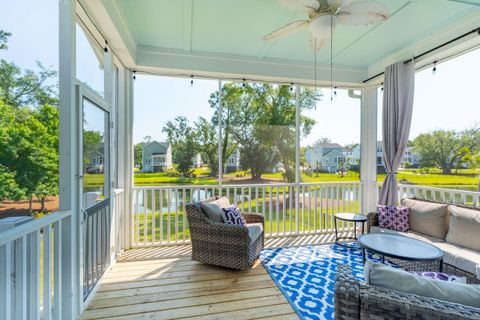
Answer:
top-left (334, 264), bottom-right (480, 320)
top-left (185, 197), bottom-right (264, 270)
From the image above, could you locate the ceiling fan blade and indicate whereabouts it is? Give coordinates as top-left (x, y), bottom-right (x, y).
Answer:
top-left (278, 0), bottom-right (320, 13)
top-left (337, 1), bottom-right (389, 25)
top-left (310, 35), bottom-right (327, 52)
top-left (308, 14), bottom-right (338, 39)
top-left (262, 20), bottom-right (310, 41)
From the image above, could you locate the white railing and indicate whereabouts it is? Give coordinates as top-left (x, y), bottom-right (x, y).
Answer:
top-left (111, 188), bottom-right (125, 259)
top-left (378, 183), bottom-right (480, 207)
top-left (0, 211), bottom-right (72, 320)
top-left (132, 182), bottom-right (361, 246)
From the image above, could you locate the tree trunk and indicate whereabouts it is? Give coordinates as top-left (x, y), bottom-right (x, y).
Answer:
top-left (29, 196), bottom-right (33, 214)
top-left (40, 197), bottom-right (46, 211)
top-left (442, 167), bottom-right (452, 174)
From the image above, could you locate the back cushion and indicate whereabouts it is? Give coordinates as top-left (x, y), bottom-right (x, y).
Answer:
top-left (400, 199), bottom-right (449, 239)
top-left (446, 206), bottom-right (480, 251)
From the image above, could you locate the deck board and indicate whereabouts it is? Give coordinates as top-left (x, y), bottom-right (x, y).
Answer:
top-left (83, 233), bottom-right (353, 319)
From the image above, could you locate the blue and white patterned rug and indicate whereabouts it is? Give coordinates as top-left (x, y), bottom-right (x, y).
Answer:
top-left (260, 243), bottom-right (390, 320)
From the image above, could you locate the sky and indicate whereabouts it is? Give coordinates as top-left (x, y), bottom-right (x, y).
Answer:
top-left (1, 0), bottom-right (479, 147)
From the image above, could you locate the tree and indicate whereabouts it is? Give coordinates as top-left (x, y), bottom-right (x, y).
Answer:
top-left (0, 164), bottom-right (24, 202)
top-left (315, 137), bottom-right (332, 145)
top-left (194, 117), bottom-right (218, 176)
top-left (216, 83), bottom-right (319, 181)
top-left (134, 143), bottom-right (144, 169)
top-left (0, 30), bottom-right (11, 50)
top-left (413, 127), bottom-right (480, 174)
top-left (163, 116), bottom-right (198, 177)
top-left (83, 130), bottom-right (103, 168)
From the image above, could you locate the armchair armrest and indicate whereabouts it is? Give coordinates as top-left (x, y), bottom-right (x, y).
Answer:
top-left (366, 211), bottom-right (379, 233)
top-left (241, 212), bottom-right (265, 225)
top-left (334, 264), bottom-right (360, 319)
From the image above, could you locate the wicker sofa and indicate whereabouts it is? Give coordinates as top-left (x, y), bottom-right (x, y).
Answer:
top-left (185, 196), bottom-right (264, 270)
top-left (367, 198), bottom-right (480, 284)
top-left (334, 264), bottom-right (480, 320)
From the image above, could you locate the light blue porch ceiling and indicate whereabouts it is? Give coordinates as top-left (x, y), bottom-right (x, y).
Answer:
top-left (86, 0), bottom-right (480, 85)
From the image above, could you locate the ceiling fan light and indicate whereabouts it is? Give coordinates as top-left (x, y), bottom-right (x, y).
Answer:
top-left (308, 14), bottom-right (338, 39)
top-left (337, 1), bottom-right (389, 25)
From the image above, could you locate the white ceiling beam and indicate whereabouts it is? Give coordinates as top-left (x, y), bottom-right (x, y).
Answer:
top-left (135, 46), bottom-right (368, 87)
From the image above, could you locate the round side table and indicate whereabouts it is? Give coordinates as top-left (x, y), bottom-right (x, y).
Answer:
top-left (334, 212), bottom-right (367, 246)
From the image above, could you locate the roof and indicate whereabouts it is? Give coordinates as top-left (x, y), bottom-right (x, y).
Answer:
top-left (143, 141), bottom-right (170, 150)
top-left (80, 0), bottom-right (480, 86)
top-left (316, 143), bottom-right (343, 149)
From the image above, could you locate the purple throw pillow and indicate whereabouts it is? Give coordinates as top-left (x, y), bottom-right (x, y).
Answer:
top-left (410, 271), bottom-right (466, 283)
top-left (377, 205), bottom-right (409, 232)
top-left (222, 205), bottom-right (246, 226)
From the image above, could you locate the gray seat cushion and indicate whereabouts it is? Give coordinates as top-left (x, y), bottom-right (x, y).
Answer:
top-left (401, 199), bottom-right (449, 239)
top-left (435, 241), bottom-right (480, 279)
top-left (446, 205), bottom-right (480, 251)
top-left (247, 223), bottom-right (263, 243)
top-left (364, 261), bottom-right (480, 308)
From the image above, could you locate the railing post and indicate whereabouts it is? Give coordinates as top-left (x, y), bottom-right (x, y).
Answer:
top-left (360, 87), bottom-right (378, 214)
top-left (295, 85), bottom-right (301, 234)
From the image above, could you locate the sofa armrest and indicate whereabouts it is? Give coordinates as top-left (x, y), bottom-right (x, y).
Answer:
top-left (241, 212), bottom-right (265, 225)
top-left (366, 211), bottom-right (379, 233)
top-left (334, 264), bottom-right (360, 319)
top-left (359, 285), bottom-right (480, 319)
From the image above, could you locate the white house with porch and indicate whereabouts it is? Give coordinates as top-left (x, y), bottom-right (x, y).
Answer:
top-left (141, 141), bottom-right (173, 172)
top-left (1, 1), bottom-right (480, 319)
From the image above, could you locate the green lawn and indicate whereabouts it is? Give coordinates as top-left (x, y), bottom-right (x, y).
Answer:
top-left (84, 168), bottom-right (479, 191)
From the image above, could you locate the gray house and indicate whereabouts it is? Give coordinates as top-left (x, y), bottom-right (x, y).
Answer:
top-left (142, 141), bottom-right (173, 172)
top-left (305, 143), bottom-right (346, 173)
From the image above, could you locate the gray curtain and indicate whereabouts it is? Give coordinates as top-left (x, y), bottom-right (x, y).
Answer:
top-left (378, 61), bottom-right (415, 205)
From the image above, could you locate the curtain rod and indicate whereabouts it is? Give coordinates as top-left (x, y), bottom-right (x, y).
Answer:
top-left (363, 27), bottom-right (480, 84)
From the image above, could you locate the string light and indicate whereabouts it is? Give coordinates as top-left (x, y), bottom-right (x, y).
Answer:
top-left (242, 79), bottom-right (246, 87)
top-left (432, 61), bottom-right (437, 74)
top-left (133, 71), bottom-right (136, 80)
top-left (334, 87), bottom-right (337, 96)
top-left (290, 83), bottom-right (294, 91)
top-left (190, 75), bottom-right (194, 86)
top-left (104, 40), bottom-right (108, 53)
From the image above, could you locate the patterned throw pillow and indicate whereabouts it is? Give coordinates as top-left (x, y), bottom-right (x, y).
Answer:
top-left (409, 271), bottom-right (467, 283)
top-left (222, 205), bottom-right (246, 226)
top-left (378, 205), bottom-right (409, 232)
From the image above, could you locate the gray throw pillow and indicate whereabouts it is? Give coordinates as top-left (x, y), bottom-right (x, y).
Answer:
top-left (364, 261), bottom-right (480, 308)
top-left (401, 199), bottom-right (449, 239)
top-left (446, 206), bottom-right (480, 251)
top-left (201, 203), bottom-right (224, 223)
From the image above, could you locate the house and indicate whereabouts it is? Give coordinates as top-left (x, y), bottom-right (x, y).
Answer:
top-left (86, 148), bottom-right (104, 174)
top-left (225, 149), bottom-right (240, 173)
top-left (351, 142), bottom-right (420, 170)
top-left (141, 141), bottom-right (173, 172)
top-left (305, 143), bottom-right (347, 173)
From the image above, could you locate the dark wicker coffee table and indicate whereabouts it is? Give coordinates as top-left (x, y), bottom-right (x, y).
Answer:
top-left (358, 233), bottom-right (444, 271)
top-left (334, 212), bottom-right (367, 246)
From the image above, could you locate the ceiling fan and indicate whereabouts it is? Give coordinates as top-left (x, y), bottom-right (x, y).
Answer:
top-left (263, 0), bottom-right (390, 51)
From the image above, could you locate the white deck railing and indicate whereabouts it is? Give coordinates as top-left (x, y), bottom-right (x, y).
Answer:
top-left (132, 182), bottom-right (361, 246)
top-left (0, 211), bottom-right (72, 320)
top-left (383, 184), bottom-right (480, 207)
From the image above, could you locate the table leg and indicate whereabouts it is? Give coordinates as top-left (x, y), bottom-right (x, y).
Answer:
top-left (381, 255), bottom-right (385, 263)
top-left (361, 221), bottom-right (365, 235)
top-left (439, 259), bottom-right (443, 272)
top-left (353, 222), bottom-right (357, 239)
top-left (362, 248), bottom-right (366, 264)
top-left (334, 217), bottom-right (338, 243)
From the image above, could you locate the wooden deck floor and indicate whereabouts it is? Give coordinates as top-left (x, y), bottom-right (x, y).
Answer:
top-left (81, 233), bottom-right (350, 320)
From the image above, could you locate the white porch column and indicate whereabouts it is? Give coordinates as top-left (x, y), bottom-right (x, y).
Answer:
top-left (360, 87), bottom-right (378, 214)
top-left (117, 69), bottom-right (134, 250)
top-left (58, 0), bottom-right (78, 317)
